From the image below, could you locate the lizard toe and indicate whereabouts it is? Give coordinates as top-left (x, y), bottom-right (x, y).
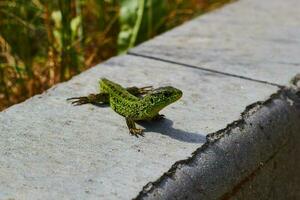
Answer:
top-left (129, 128), bottom-right (144, 137)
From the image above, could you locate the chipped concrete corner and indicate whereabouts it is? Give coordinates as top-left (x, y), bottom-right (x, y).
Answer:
top-left (135, 85), bottom-right (300, 200)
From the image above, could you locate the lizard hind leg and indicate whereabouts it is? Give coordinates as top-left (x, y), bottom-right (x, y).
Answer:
top-left (125, 118), bottom-right (144, 137)
top-left (67, 93), bottom-right (109, 105)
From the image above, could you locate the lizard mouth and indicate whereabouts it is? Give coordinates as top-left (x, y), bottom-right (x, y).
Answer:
top-left (177, 90), bottom-right (183, 99)
top-left (168, 88), bottom-right (183, 103)
top-left (171, 88), bottom-right (183, 101)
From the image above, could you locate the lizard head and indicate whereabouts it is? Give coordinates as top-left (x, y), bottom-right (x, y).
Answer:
top-left (146, 86), bottom-right (183, 110)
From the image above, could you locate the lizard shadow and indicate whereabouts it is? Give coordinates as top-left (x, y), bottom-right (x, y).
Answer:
top-left (92, 104), bottom-right (206, 143)
top-left (91, 103), bottom-right (109, 107)
top-left (137, 118), bottom-right (206, 144)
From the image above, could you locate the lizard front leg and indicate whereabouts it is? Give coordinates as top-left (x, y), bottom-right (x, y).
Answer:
top-left (126, 86), bottom-right (153, 96)
top-left (125, 118), bottom-right (144, 137)
top-left (151, 114), bottom-right (165, 121)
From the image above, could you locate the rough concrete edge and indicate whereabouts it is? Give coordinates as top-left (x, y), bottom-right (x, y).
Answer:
top-left (133, 78), bottom-right (300, 199)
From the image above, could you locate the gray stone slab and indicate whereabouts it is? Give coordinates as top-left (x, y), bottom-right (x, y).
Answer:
top-left (0, 55), bottom-right (277, 199)
top-left (136, 88), bottom-right (300, 199)
top-left (130, 0), bottom-right (300, 86)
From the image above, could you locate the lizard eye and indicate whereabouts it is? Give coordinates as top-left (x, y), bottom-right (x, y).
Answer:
top-left (150, 98), bottom-right (154, 104)
top-left (164, 92), bottom-right (172, 98)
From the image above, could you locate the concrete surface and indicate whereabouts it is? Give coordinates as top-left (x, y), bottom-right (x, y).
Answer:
top-left (1, 0), bottom-right (300, 199)
top-left (130, 0), bottom-right (300, 86)
top-left (135, 88), bottom-right (300, 200)
top-left (0, 55), bottom-right (278, 199)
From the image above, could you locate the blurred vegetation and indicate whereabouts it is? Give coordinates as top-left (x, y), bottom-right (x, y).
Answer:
top-left (0, 0), bottom-right (231, 111)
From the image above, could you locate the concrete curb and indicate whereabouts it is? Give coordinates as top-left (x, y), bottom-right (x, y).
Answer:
top-left (135, 87), bottom-right (300, 199)
top-left (1, 0), bottom-right (300, 198)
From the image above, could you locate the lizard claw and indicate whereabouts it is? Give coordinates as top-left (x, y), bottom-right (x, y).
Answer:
top-left (67, 96), bottom-right (90, 105)
top-left (139, 86), bottom-right (153, 94)
top-left (129, 128), bottom-right (144, 137)
top-left (152, 114), bottom-right (165, 121)
top-left (67, 94), bottom-right (101, 105)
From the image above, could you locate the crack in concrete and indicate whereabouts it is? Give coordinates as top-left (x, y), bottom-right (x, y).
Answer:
top-left (127, 52), bottom-right (284, 88)
top-left (219, 136), bottom-right (290, 200)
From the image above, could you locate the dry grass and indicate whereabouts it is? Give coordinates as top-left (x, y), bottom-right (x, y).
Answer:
top-left (0, 0), bottom-right (232, 111)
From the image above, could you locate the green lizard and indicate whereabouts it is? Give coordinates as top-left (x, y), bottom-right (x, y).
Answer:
top-left (68, 78), bottom-right (182, 137)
